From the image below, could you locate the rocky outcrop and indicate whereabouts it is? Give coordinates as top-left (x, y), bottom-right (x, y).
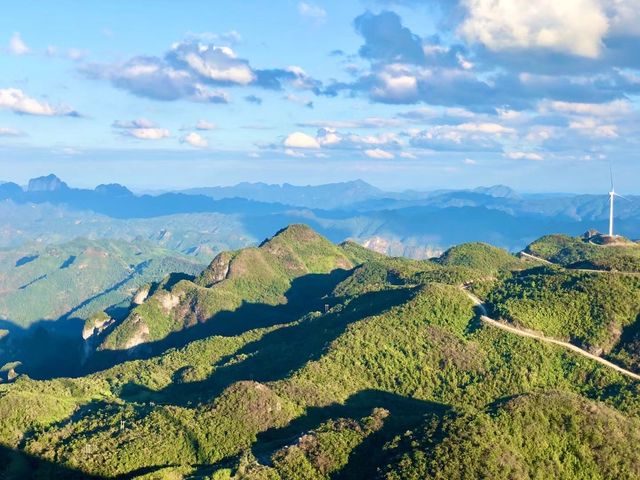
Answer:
top-left (197, 251), bottom-right (233, 287)
top-left (132, 286), bottom-right (150, 306)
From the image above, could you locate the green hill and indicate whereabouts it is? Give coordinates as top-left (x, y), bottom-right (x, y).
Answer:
top-left (1, 225), bottom-right (640, 479)
top-left (97, 225), bottom-right (354, 352)
top-left (526, 234), bottom-right (640, 272)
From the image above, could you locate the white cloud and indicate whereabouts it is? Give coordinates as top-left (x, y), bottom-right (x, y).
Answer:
top-left (408, 122), bottom-right (512, 152)
top-left (195, 119), bottom-right (217, 130)
top-left (0, 88), bottom-right (77, 116)
top-left (178, 44), bottom-right (255, 84)
top-left (372, 64), bottom-right (419, 103)
top-left (568, 118), bottom-right (618, 137)
top-left (464, 158), bottom-right (478, 165)
top-left (284, 131), bottom-right (320, 149)
top-left (506, 151), bottom-right (544, 161)
top-left (180, 132), bottom-right (208, 148)
top-left (459, 0), bottom-right (609, 58)
top-left (456, 122), bottom-right (515, 134)
top-left (8, 32), bottom-right (29, 55)
top-left (285, 148), bottom-right (307, 158)
top-left (0, 127), bottom-right (24, 137)
top-left (541, 100), bottom-right (631, 117)
top-left (298, 2), bottom-right (327, 22)
top-left (316, 128), bottom-right (403, 149)
top-left (365, 148), bottom-right (395, 159)
top-left (113, 118), bottom-right (170, 140)
top-left (127, 128), bottom-right (170, 140)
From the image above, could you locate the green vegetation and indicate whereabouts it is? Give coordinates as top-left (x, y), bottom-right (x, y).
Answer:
top-left (486, 267), bottom-right (640, 355)
top-left (382, 391), bottom-right (640, 479)
top-left (434, 241), bottom-right (526, 275)
top-left (1, 225), bottom-right (640, 478)
top-left (0, 238), bottom-right (205, 328)
top-left (527, 234), bottom-right (640, 272)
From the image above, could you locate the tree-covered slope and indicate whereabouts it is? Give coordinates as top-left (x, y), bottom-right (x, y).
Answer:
top-left (526, 234), bottom-right (640, 272)
top-left (96, 225), bottom-right (354, 352)
top-left (1, 226), bottom-right (640, 479)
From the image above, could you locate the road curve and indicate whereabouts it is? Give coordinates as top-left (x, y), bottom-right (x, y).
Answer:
top-left (519, 250), bottom-right (640, 276)
top-left (461, 287), bottom-right (640, 382)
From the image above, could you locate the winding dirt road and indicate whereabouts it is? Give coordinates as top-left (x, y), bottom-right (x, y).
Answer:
top-left (462, 287), bottom-right (640, 381)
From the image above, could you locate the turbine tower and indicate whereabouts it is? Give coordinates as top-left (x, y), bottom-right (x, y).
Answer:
top-left (608, 163), bottom-right (627, 237)
top-left (609, 164), bottom-right (615, 237)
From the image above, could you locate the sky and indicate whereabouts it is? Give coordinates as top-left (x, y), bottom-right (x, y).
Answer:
top-left (1, 0), bottom-right (640, 192)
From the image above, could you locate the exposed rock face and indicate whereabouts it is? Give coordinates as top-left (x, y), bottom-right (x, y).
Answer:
top-left (157, 291), bottom-right (181, 313)
top-left (123, 316), bottom-right (150, 350)
top-left (27, 174), bottom-right (69, 192)
top-left (197, 251), bottom-right (233, 287)
top-left (132, 286), bottom-right (150, 306)
top-left (82, 314), bottom-right (115, 340)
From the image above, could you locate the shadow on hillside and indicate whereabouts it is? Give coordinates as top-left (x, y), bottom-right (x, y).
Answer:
top-left (86, 268), bottom-right (355, 374)
top-left (0, 317), bottom-right (87, 379)
top-left (117, 286), bottom-right (415, 406)
top-left (250, 389), bottom-right (449, 478)
top-left (0, 444), bottom-right (104, 479)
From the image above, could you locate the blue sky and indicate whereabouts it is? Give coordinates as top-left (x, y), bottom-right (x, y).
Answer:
top-left (1, 0), bottom-right (639, 192)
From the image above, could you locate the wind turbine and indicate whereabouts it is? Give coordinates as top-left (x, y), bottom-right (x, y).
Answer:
top-left (608, 163), bottom-right (628, 237)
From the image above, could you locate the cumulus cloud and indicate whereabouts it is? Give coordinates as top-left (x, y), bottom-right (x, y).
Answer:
top-left (354, 11), bottom-right (425, 64)
top-left (180, 132), bottom-right (208, 148)
top-left (459, 0), bottom-right (609, 58)
top-left (113, 118), bottom-right (170, 140)
top-left (82, 55), bottom-right (230, 103)
top-left (8, 32), bottom-right (29, 55)
top-left (324, 6), bottom-right (640, 113)
top-left (0, 88), bottom-right (79, 116)
top-left (169, 43), bottom-right (255, 84)
top-left (364, 148), bottom-right (395, 159)
top-left (316, 128), bottom-right (403, 149)
top-left (284, 131), bottom-right (321, 149)
top-left (408, 122), bottom-right (512, 151)
top-left (80, 38), bottom-right (322, 103)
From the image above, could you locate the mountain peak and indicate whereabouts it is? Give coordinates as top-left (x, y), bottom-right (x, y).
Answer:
top-left (472, 185), bottom-right (517, 198)
top-left (262, 224), bottom-right (322, 246)
top-left (95, 183), bottom-right (132, 196)
top-left (27, 174), bottom-right (69, 192)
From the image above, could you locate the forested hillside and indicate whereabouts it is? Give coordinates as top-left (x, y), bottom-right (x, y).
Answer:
top-left (1, 226), bottom-right (640, 479)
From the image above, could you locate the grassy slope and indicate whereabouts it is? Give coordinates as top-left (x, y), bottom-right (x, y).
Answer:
top-left (1, 227), bottom-right (640, 478)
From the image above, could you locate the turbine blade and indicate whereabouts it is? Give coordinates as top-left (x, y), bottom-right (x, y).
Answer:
top-left (610, 161), bottom-right (614, 191)
top-left (615, 193), bottom-right (631, 201)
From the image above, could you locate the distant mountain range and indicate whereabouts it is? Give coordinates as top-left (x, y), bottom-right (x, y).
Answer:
top-left (2, 175), bottom-right (639, 261)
